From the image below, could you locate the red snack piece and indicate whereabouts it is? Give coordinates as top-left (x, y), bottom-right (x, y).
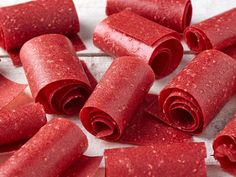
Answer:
top-left (20, 34), bottom-right (92, 115)
top-left (0, 0), bottom-right (85, 66)
top-left (159, 50), bottom-right (236, 134)
top-left (119, 94), bottom-right (192, 145)
top-left (106, 0), bottom-right (192, 32)
top-left (0, 118), bottom-right (88, 177)
top-left (0, 103), bottom-right (46, 146)
top-left (184, 8), bottom-right (236, 53)
top-left (213, 115), bottom-right (236, 175)
top-left (93, 10), bottom-right (183, 79)
top-left (61, 155), bottom-right (102, 177)
top-left (105, 142), bottom-right (207, 177)
top-left (0, 74), bottom-right (27, 110)
top-left (80, 56), bottom-right (155, 141)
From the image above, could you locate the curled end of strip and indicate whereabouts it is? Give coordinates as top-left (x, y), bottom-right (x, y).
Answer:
top-left (80, 107), bottom-right (121, 141)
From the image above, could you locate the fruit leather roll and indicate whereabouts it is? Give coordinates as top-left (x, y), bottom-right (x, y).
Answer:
top-left (0, 118), bottom-right (88, 177)
top-left (105, 142), bottom-right (207, 177)
top-left (20, 34), bottom-right (92, 115)
top-left (0, 103), bottom-right (46, 148)
top-left (93, 10), bottom-right (183, 79)
top-left (184, 8), bottom-right (236, 53)
top-left (213, 115), bottom-right (236, 176)
top-left (0, 0), bottom-right (85, 66)
top-left (80, 56), bottom-right (155, 141)
top-left (159, 50), bottom-right (236, 134)
top-left (106, 0), bottom-right (192, 32)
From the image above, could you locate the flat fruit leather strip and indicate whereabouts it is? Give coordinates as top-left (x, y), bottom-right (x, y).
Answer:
top-left (159, 50), bottom-right (236, 134)
top-left (105, 142), bottom-right (207, 177)
top-left (0, 118), bottom-right (88, 177)
top-left (61, 155), bottom-right (102, 177)
top-left (0, 74), bottom-right (27, 110)
top-left (80, 56), bottom-right (155, 141)
top-left (0, 0), bottom-right (85, 66)
top-left (119, 94), bottom-right (192, 145)
top-left (81, 60), bottom-right (98, 89)
top-left (20, 34), bottom-right (92, 115)
top-left (213, 115), bottom-right (236, 176)
top-left (106, 0), bottom-right (192, 32)
top-left (184, 8), bottom-right (236, 53)
top-left (0, 103), bottom-right (46, 152)
top-left (93, 10), bottom-right (183, 79)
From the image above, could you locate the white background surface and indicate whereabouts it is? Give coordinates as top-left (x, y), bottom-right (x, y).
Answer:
top-left (0, 0), bottom-right (236, 177)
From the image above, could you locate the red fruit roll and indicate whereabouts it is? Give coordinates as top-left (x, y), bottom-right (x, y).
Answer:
top-left (0, 0), bottom-right (85, 66)
top-left (80, 56), bottom-right (155, 141)
top-left (159, 50), bottom-right (236, 134)
top-left (184, 8), bottom-right (236, 53)
top-left (93, 10), bottom-right (183, 79)
top-left (106, 0), bottom-right (192, 32)
top-left (213, 115), bottom-right (236, 176)
top-left (0, 118), bottom-right (88, 177)
top-left (105, 142), bottom-right (207, 177)
top-left (0, 103), bottom-right (46, 147)
top-left (20, 34), bottom-right (92, 115)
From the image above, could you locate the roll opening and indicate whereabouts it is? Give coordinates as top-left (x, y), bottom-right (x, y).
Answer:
top-left (151, 51), bottom-right (170, 77)
top-left (170, 108), bottom-right (194, 129)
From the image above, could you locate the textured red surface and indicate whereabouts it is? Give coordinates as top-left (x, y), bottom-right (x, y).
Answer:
top-left (106, 0), bottom-right (192, 32)
top-left (213, 115), bottom-right (236, 176)
top-left (119, 94), bottom-right (192, 145)
top-left (0, 74), bottom-right (27, 110)
top-left (0, 0), bottom-right (84, 65)
top-left (80, 56), bottom-right (155, 141)
top-left (61, 155), bottom-right (102, 177)
top-left (105, 142), bottom-right (207, 177)
top-left (0, 103), bottom-right (46, 146)
top-left (159, 50), bottom-right (236, 134)
top-left (20, 34), bottom-right (92, 115)
top-left (0, 118), bottom-right (88, 177)
top-left (184, 8), bottom-right (236, 53)
top-left (93, 10), bottom-right (183, 79)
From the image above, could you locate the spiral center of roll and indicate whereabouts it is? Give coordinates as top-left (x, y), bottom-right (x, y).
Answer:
top-left (92, 119), bottom-right (114, 138)
top-left (170, 108), bottom-right (194, 129)
top-left (186, 31), bottom-right (200, 50)
top-left (64, 97), bottom-right (84, 115)
top-left (151, 51), bottom-right (170, 77)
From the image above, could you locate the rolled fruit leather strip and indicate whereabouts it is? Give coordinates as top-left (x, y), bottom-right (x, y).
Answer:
top-left (106, 0), bottom-right (192, 32)
top-left (159, 50), bottom-right (236, 134)
top-left (119, 94), bottom-right (192, 145)
top-left (0, 118), bottom-right (88, 177)
top-left (184, 8), bottom-right (236, 53)
top-left (105, 142), bottom-right (207, 177)
top-left (0, 103), bottom-right (47, 154)
top-left (93, 10), bottom-right (183, 79)
top-left (0, 74), bottom-right (27, 110)
top-left (213, 115), bottom-right (236, 176)
top-left (80, 56), bottom-right (155, 141)
top-left (20, 34), bottom-right (92, 115)
top-left (0, 0), bottom-right (85, 66)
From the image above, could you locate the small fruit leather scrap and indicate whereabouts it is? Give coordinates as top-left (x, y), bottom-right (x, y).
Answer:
top-left (213, 115), bottom-right (236, 175)
top-left (105, 142), bottom-right (207, 177)
top-left (119, 94), bottom-right (191, 145)
top-left (20, 34), bottom-right (92, 115)
top-left (158, 50), bottom-right (236, 134)
top-left (106, 0), bottom-right (192, 32)
top-left (0, 103), bottom-right (46, 151)
top-left (184, 8), bottom-right (236, 53)
top-left (0, 118), bottom-right (89, 177)
top-left (0, 74), bottom-right (27, 110)
top-left (0, 0), bottom-right (85, 66)
top-left (93, 10), bottom-right (183, 79)
top-left (80, 56), bottom-right (155, 141)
